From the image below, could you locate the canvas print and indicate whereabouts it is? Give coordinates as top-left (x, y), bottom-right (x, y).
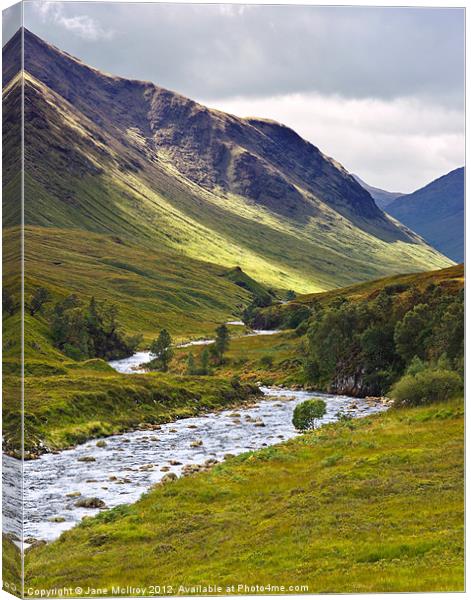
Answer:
top-left (2, 1), bottom-right (465, 596)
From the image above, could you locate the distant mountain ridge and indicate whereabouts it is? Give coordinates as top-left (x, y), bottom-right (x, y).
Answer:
top-left (2, 28), bottom-right (452, 296)
top-left (386, 167), bottom-right (464, 263)
top-left (353, 174), bottom-right (404, 209)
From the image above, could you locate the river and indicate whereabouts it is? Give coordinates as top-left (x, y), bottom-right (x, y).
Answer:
top-left (4, 387), bottom-right (387, 545)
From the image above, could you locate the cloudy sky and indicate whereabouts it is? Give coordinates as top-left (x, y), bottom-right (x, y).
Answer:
top-left (12, 1), bottom-right (466, 191)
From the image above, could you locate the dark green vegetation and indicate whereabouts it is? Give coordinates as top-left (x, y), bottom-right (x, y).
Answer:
top-left (386, 167), bottom-right (464, 262)
top-left (240, 264), bottom-right (464, 398)
top-left (51, 295), bottom-right (141, 361)
top-left (25, 399), bottom-right (464, 593)
top-left (303, 279), bottom-right (463, 397)
top-left (292, 398), bottom-right (326, 430)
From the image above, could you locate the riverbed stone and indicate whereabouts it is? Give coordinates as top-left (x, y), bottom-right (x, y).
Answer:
top-left (65, 491), bottom-right (81, 498)
top-left (96, 440), bottom-right (107, 448)
top-left (75, 497), bottom-right (106, 509)
top-left (77, 456), bottom-right (96, 462)
top-left (139, 464), bottom-right (154, 471)
top-left (48, 516), bottom-right (66, 523)
top-left (190, 440), bottom-right (203, 447)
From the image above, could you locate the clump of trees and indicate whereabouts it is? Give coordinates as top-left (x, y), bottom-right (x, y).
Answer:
top-left (51, 295), bottom-right (141, 361)
top-left (303, 284), bottom-right (463, 398)
top-left (186, 347), bottom-right (211, 375)
top-left (29, 287), bottom-right (51, 316)
top-left (292, 399), bottom-right (326, 430)
top-left (186, 324), bottom-right (231, 375)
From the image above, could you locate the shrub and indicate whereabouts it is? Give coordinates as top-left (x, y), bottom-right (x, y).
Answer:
top-left (390, 368), bottom-right (462, 407)
top-left (292, 398), bottom-right (327, 431)
top-left (260, 355), bottom-right (273, 368)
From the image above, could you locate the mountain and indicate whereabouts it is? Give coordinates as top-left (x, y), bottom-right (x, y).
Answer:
top-left (3, 29), bottom-right (452, 319)
top-left (353, 174), bottom-right (404, 209)
top-left (385, 167), bottom-right (464, 262)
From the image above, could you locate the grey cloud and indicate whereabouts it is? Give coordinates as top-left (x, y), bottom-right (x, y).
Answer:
top-left (23, 3), bottom-right (464, 107)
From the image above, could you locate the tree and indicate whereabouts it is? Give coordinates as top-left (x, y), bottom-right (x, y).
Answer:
top-left (200, 348), bottom-right (210, 374)
top-left (29, 287), bottom-right (50, 316)
top-left (292, 399), bottom-right (327, 431)
top-left (150, 329), bottom-right (173, 371)
top-left (3, 289), bottom-right (17, 317)
top-left (186, 352), bottom-right (196, 375)
top-left (214, 324), bottom-right (230, 362)
top-left (394, 303), bottom-right (431, 363)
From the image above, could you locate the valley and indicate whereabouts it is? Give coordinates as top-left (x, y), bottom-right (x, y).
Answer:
top-left (1, 26), bottom-right (464, 597)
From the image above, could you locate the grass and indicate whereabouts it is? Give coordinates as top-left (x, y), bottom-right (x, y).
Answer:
top-left (172, 331), bottom-right (303, 386)
top-left (2, 536), bottom-right (22, 598)
top-left (24, 398), bottom-right (464, 593)
top-left (14, 225), bottom-right (264, 342)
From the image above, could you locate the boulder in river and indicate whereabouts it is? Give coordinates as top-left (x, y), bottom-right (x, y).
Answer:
top-left (161, 472), bottom-right (178, 483)
top-left (96, 440), bottom-right (107, 448)
top-left (139, 464), bottom-right (154, 471)
top-left (160, 466), bottom-right (170, 472)
top-left (48, 516), bottom-right (66, 523)
top-left (78, 456), bottom-right (96, 462)
top-left (66, 491), bottom-right (81, 498)
top-left (169, 460), bottom-right (182, 466)
top-left (75, 497), bottom-right (106, 509)
top-left (190, 440), bottom-right (203, 447)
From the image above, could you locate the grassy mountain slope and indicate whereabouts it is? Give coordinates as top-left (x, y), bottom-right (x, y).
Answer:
top-left (25, 399), bottom-right (464, 593)
top-left (3, 30), bottom-right (452, 299)
top-left (386, 167), bottom-right (464, 262)
top-left (18, 226), bottom-right (269, 341)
